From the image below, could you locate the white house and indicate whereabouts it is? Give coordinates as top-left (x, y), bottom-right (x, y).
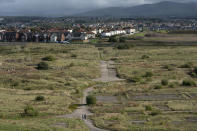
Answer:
top-left (86, 32), bottom-right (96, 39)
top-left (66, 32), bottom-right (88, 41)
top-left (91, 29), bottom-right (97, 34)
top-left (125, 29), bottom-right (136, 34)
top-left (50, 34), bottom-right (58, 42)
top-left (101, 32), bottom-right (112, 37)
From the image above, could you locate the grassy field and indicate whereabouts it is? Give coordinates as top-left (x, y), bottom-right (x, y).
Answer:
top-left (1, 39), bottom-right (197, 131)
top-left (0, 43), bottom-right (100, 131)
top-left (90, 45), bottom-right (197, 131)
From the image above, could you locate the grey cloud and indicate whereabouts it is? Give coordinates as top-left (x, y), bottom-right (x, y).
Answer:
top-left (0, 0), bottom-right (196, 16)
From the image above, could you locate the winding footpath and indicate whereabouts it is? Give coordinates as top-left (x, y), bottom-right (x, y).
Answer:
top-left (58, 61), bottom-right (123, 131)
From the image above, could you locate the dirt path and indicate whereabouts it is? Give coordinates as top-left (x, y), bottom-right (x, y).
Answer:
top-left (57, 61), bottom-right (123, 131)
top-left (93, 61), bottom-right (124, 82)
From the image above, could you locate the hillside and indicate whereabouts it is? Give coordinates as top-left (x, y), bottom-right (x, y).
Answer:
top-left (76, 1), bottom-right (197, 18)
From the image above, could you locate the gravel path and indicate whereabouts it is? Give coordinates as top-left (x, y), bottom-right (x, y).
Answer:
top-left (93, 61), bottom-right (124, 82)
top-left (57, 61), bottom-right (124, 131)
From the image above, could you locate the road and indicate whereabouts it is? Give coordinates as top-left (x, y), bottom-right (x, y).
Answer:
top-left (57, 61), bottom-right (124, 131)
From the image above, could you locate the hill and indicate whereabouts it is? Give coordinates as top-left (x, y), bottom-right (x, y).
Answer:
top-left (76, 1), bottom-right (197, 18)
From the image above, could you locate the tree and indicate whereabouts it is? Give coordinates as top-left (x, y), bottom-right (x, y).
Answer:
top-left (37, 62), bottom-right (49, 70)
top-left (108, 36), bottom-right (118, 42)
top-left (119, 37), bottom-right (126, 43)
top-left (86, 95), bottom-right (97, 105)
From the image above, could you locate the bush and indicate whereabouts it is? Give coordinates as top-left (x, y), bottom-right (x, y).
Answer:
top-left (182, 80), bottom-right (196, 86)
top-left (189, 67), bottom-right (197, 78)
top-left (115, 43), bottom-right (131, 50)
top-left (169, 83), bottom-right (176, 88)
top-left (161, 79), bottom-right (168, 86)
top-left (108, 36), bottom-right (118, 42)
top-left (150, 110), bottom-right (161, 116)
top-left (119, 37), bottom-right (126, 43)
top-left (69, 104), bottom-right (78, 111)
top-left (71, 54), bottom-right (77, 58)
top-left (163, 65), bottom-right (175, 71)
top-left (144, 71), bottom-right (153, 77)
top-left (22, 105), bottom-right (38, 117)
top-left (37, 62), bottom-right (49, 70)
top-left (86, 95), bottom-right (97, 105)
top-left (128, 76), bottom-right (142, 83)
top-left (141, 55), bottom-right (150, 59)
top-left (42, 56), bottom-right (56, 61)
top-left (145, 105), bottom-right (152, 111)
top-left (35, 95), bottom-right (45, 101)
top-left (193, 67), bottom-right (197, 74)
top-left (154, 85), bottom-right (162, 89)
top-left (180, 62), bottom-right (193, 68)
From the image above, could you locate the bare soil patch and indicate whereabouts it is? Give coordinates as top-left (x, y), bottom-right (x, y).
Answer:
top-left (131, 94), bottom-right (183, 101)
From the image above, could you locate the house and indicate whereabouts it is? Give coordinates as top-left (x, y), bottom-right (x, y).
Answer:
top-left (0, 32), bottom-right (3, 41)
top-left (49, 31), bottom-right (66, 43)
top-left (86, 32), bottom-right (96, 39)
top-left (66, 32), bottom-right (88, 42)
top-left (101, 32), bottom-right (112, 37)
top-left (26, 32), bottom-right (34, 42)
top-left (18, 33), bottom-right (27, 42)
top-left (50, 33), bottom-right (58, 42)
top-left (2, 32), bottom-right (19, 42)
top-left (34, 34), bottom-right (40, 42)
top-left (125, 28), bottom-right (136, 34)
top-left (91, 29), bottom-right (97, 34)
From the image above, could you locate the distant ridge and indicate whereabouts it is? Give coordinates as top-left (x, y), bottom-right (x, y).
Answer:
top-left (75, 1), bottom-right (197, 18)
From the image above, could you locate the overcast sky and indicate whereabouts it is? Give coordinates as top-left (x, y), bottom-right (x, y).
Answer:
top-left (0, 0), bottom-right (196, 16)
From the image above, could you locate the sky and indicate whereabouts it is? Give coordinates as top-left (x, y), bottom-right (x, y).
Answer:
top-left (0, 0), bottom-right (196, 16)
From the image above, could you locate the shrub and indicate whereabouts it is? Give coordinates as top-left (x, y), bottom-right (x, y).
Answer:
top-left (24, 87), bottom-right (32, 91)
top-left (128, 76), bottom-right (142, 83)
top-left (108, 36), bottom-right (118, 42)
top-left (119, 37), bottom-right (126, 43)
top-left (35, 95), bottom-right (45, 101)
top-left (145, 105), bottom-right (152, 111)
top-left (154, 85), bottom-right (162, 89)
top-left (37, 62), bottom-right (49, 70)
top-left (169, 83), bottom-right (176, 88)
top-left (163, 65), bottom-right (175, 71)
top-left (193, 67), bottom-right (197, 74)
top-left (69, 104), bottom-right (78, 111)
top-left (190, 72), bottom-right (197, 78)
top-left (189, 67), bottom-right (197, 78)
top-left (161, 79), bottom-right (168, 86)
top-left (22, 105), bottom-right (38, 117)
top-left (144, 71), bottom-right (153, 77)
top-left (86, 95), bottom-right (97, 105)
top-left (69, 63), bottom-right (75, 67)
top-left (71, 54), bottom-right (77, 58)
top-left (180, 62), bottom-right (193, 68)
top-left (141, 55), bottom-right (150, 59)
top-left (182, 80), bottom-right (196, 86)
top-left (115, 43), bottom-right (131, 50)
top-left (150, 110), bottom-right (161, 116)
top-left (42, 56), bottom-right (56, 61)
